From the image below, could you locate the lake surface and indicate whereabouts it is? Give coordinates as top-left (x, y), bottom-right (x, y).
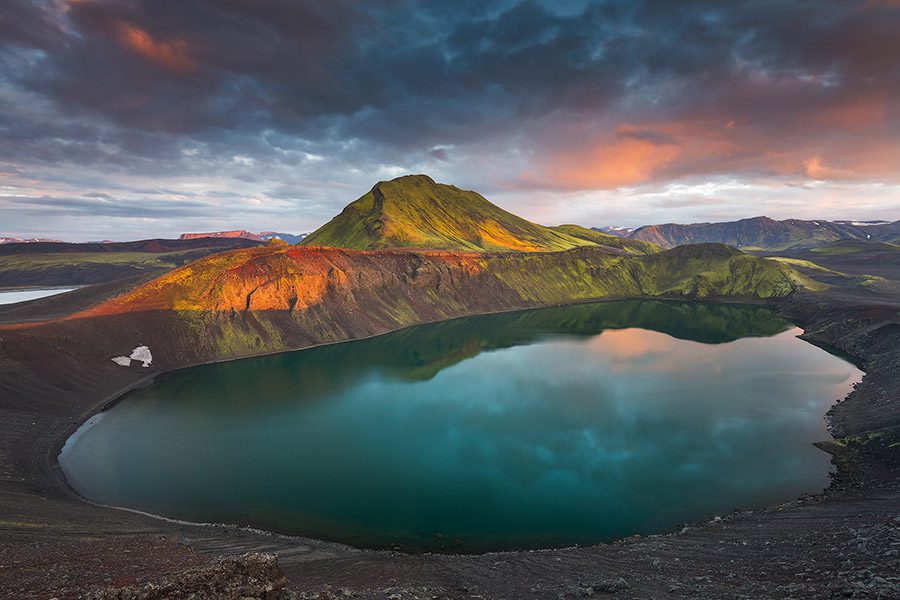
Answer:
top-left (0, 287), bottom-right (76, 305)
top-left (60, 301), bottom-right (861, 552)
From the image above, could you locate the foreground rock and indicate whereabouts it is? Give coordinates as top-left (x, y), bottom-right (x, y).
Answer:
top-left (85, 553), bottom-right (286, 600)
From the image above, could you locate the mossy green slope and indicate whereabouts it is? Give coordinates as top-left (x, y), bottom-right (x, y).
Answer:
top-left (810, 240), bottom-right (900, 256)
top-left (302, 175), bottom-right (650, 253)
top-left (484, 243), bottom-right (819, 303)
top-left (551, 224), bottom-right (660, 254)
top-left (92, 243), bottom-right (814, 319)
top-left (77, 243), bottom-right (818, 361)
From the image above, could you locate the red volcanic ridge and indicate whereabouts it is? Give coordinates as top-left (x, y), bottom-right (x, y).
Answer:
top-left (179, 230), bottom-right (308, 244)
top-left (179, 230), bottom-right (264, 241)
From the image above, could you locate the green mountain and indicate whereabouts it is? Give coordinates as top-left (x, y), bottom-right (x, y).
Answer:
top-left (302, 175), bottom-right (655, 253)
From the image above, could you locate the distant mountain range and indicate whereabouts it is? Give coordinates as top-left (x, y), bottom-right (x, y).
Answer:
top-left (595, 216), bottom-right (900, 251)
top-left (179, 230), bottom-right (308, 244)
top-left (0, 237), bottom-right (263, 255)
top-left (0, 237), bottom-right (64, 244)
top-left (0, 237), bottom-right (266, 288)
top-left (592, 226), bottom-right (636, 237)
top-left (179, 229), bottom-right (262, 241)
top-left (6, 205), bottom-right (894, 254)
top-left (2, 231), bottom-right (307, 245)
top-left (302, 174), bottom-right (656, 254)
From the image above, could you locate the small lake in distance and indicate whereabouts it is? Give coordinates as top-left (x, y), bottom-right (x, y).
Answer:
top-left (60, 300), bottom-right (861, 552)
top-left (0, 287), bottom-right (77, 305)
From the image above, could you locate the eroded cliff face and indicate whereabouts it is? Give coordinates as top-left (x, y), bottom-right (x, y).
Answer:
top-left (82, 245), bottom-right (490, 315)
top-left (83, 243), bottom-right (807, 317)
top-left (8, 242), bottom-right (801, 369)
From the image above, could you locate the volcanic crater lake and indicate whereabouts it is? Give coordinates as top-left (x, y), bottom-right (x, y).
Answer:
top-left (60, 301), bottom-right (861, 552)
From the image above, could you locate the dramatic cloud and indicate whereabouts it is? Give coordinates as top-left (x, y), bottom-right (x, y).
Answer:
top-left (0, 0), bottom-right (898, 239)
top-left (116, 22), bottom-right (197, 75)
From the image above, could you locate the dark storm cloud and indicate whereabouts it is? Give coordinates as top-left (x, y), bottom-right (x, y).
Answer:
top-left (0, 2), bottom-right (885, 147)
top-left (0, 0), bottom-right (898, 239)
top-left (0, 0), bottom-right (64, 49)
top-left (26, 3), bottom-right (897, 144)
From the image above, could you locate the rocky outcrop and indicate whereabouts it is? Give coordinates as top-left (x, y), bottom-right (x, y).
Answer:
top-left (179, 230), bottom-right (264, 242)
top-left (85, 553), bottom-right (286, 600)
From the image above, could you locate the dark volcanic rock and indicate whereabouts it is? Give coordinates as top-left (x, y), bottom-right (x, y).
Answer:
top-left (85, 553), bottom-right (286, 600)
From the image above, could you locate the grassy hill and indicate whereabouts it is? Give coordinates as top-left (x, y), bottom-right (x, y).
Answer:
top-left (551, 224), bottom-right (660, 254)
top-left (809, 239), bottom-right (900, 256)
top-left (303, 175), bottom-right (654, 253)
top-left (757, 239), bottom-right (900, 281)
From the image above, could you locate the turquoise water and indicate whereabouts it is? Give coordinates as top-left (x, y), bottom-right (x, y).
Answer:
top-left (60, 301), bottom-right (860, 552)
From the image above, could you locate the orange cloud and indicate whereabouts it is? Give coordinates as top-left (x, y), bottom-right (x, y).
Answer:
top-left (813, 94), bottom-right (887, 128)
top-left (525, 97), bottom-right (900, 191)
top-left (803, 155), bottom-right (854, 180)
top-left (546, 133), bottom-right (681, 188)
top-left (536, 120), bottom-right (743, 189)
top-left (117, 22), bottom-right (196, 75)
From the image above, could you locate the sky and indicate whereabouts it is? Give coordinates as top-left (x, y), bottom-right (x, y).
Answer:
top-left (1, 0), bottom-right (899, 241)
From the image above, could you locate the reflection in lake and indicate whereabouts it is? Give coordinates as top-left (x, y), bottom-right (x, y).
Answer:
top-left (60, 300), bottom-right (860, 552)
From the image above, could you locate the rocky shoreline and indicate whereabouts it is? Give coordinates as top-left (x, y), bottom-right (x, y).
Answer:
top-left (1, 273), bottom-right (898, 598)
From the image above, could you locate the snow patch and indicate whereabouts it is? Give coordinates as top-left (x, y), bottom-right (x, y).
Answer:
top-left (130, 346), bottom-right (153, 367)
top-left (111, 345), bottom-right (153, 368)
